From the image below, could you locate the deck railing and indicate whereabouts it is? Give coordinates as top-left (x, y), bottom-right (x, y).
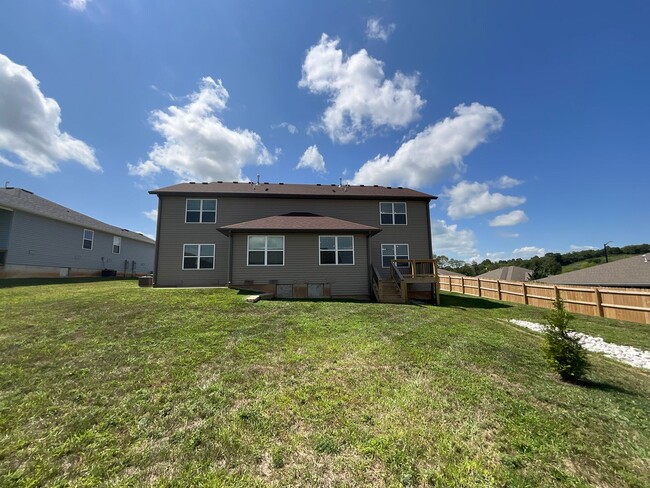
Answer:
top-left (391, 259), bottom-right (439, 279)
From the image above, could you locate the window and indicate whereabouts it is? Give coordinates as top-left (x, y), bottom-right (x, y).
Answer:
top-left (112, 236), bottom-right (121, 254)
top-left (185, 199), bottom-right (217, 223)
top-left (0, 250), bottom-right (6, 267)
top-left (183, 244), bottom-right (215, 270)
top-left (82, 229), bottom-right (94, 250)
top-left (381, 244), bottom-right (409, 268)
top-left (319, 236), bottom-right (354, 265)
top-left (248, 236), bottom-right (284, 266)
top-left (379, 202), bottom-right (407, 225)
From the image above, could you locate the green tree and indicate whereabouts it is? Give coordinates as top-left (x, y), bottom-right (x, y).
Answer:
top-left (543, 299), bottom-right (589, 382)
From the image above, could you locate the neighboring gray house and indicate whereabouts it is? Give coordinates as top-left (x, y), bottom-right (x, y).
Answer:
top-left (477, 266), bottom-right (533, 282)
top-left (0, 187), bottom-right (155, 278)
top-left (149, 181), bottom-right (438, 301)
top-left (538, 255), bottom-right (650, 288)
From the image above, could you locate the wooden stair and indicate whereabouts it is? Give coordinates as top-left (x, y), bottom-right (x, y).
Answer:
top-left (376, 280), bottom-right (406, 304)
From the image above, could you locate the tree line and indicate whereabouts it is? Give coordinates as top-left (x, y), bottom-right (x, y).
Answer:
top-left (435, 244), bottom-right (650, 279)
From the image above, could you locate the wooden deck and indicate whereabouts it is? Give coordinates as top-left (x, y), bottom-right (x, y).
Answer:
top-left (372, 259), bottom-right (441, 304)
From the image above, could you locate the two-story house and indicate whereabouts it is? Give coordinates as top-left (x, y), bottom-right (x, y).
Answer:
top-left (149, 181), bottom-right (439, 302)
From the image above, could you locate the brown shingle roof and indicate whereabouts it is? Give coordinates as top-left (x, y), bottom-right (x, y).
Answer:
top-left (438, 269), bottom-right (466, 277)
top-left (150, 181), bottom-right (435, 200)
top-left (538, 255), bottom-right (650, 288)
top-left (477, 266), bottom-right (533, 282)
top-left (217, 213), bottom-right (381, 235)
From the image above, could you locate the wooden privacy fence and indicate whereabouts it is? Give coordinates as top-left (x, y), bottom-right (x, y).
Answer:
top-left (439, 275), bottom-right (650, 325)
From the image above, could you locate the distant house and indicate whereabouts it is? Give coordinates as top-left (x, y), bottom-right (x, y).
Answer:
top-left (438, 269), bottom-right (465, 277)
top-left (477, 266), bottom-right (533, 282)
top-left (538, 255), bottom-right (650, 288)
top-left (0, 187), bottom-right (155, 278)
top-left (149, 181), bottom-right (438, 302)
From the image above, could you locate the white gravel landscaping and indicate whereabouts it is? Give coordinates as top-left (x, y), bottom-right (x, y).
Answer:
top-left (510, 319), bottom-right (650, 371)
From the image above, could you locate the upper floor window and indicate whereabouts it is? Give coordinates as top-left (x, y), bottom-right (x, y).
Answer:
top-left (185, 199), bottom-right (217, 223)
top-left (248, 236), bottom-right (284, 266)
top-left (381, 244), bottom-right (409, 268)
top-left (380, 202), bottom-right (407, 225)
top-left (112, 236), bottom-right (122, 254)
top-left (82, 229), bottom-right (94, 250)
top-left (319, 236), bottom-right (354, 265)
top-left (183, 244), bottom-right (215, 270)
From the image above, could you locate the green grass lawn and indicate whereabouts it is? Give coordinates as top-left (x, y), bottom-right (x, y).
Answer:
top-left (561, 254), bottom-right (634, 273)
top-left (1, 280), bottom-right (649, 487)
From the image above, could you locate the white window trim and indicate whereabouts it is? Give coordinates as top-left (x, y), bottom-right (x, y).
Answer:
top-left (182, 244), bottom-right (215, 270)
top-left (82, 229), bottom-right (94, 250)
top-left (185, 198), bottom-right (217, 224)
top-left (319, 235), bottom-right (355, 266)
top-left (381, 243), bottom-right (410, 268)
top-left (247, 235), bottom-right (285, 266)
top-left (379, 202), bottom-right (408, 225)
top-left (112, 236), bottom-right (122, 254)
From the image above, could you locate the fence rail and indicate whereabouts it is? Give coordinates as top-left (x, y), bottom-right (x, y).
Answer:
top-left (438, 275), bottom-right (650, 325)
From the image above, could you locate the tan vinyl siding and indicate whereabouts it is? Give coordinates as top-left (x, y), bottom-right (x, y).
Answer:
top-left (231, 233), bottom-right (369, 296)
top-left (154, 195), bottom-right (432, 287)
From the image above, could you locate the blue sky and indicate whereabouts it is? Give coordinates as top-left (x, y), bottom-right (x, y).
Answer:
top-left (1, 1), bottom-right (648, 262)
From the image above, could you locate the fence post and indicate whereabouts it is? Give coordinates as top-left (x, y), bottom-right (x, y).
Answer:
top-left (554, 286), bottom-right (560, 302)
top-left (461, 276), bottom-right (465, 295)
top-left (594, 288), bottom-right (604, 317)
top-left (477, 278), bottom-right (482, 297)
top-left (523, 282), bottom-right (528, 305)
top-left (497, 280), bottom-right (502, 301)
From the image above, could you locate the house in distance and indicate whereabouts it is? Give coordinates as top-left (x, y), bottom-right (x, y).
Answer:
top-left (149, 181), bottom-right (440, 302)
top-left (0, 187), bottom-right (155, 278)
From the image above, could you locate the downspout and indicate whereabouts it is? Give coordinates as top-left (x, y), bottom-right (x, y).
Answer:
top-left (227, 231), bottom-right (234, 286)
top-left (153, 196), bottom-right (162, 286)
top-left (367, 231), bottom-right (372, 295)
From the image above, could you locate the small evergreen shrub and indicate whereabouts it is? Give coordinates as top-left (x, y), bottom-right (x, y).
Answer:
top-left (543, 298), bottom-right (589, 382)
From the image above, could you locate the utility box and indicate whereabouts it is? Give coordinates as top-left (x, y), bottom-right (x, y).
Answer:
top-left (139, 275), bottom-right (154, 287)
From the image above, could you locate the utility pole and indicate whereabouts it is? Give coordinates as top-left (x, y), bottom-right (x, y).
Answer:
top-left (603, 240), bottom-right (613, 263)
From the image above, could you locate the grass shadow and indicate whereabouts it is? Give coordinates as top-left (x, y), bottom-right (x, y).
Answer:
top-left (577, 379), bottom-right (637, 396)
top-left (440, 292), bottom-right (512, 310)
top-left (0, 277), bottom-right (136, 289)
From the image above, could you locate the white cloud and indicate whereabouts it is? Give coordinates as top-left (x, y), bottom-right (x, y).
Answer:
top-left (272, 122), bottom-right (298, 134)
top-left (445, 180), bottom-right (525, 219)
top-left (431, 219), bottom-right (477, 258)
top-left (143, 209), bottom-right (158, 222)
top-left (488, 210), bottom-right (528, 227)
top-left (570, 244), bottom-right (598, 251)
top-left (349, 103), bottom-right (503, 187)
top-left (512, 246), bottom-right (546, 259)
top-left (366, 18), bottom-right (396, 41)
top-left (299, 34), bottom-right (424, 143)
top-left (0, 54), bottom-right (100, 176)
top-left (499, 232), bottom-right (520, 238)
top-left (65, 0), bottom-right (88, 11)
top-left (128, 77), bottom-right (274, 182)
top-left (493, 175), bottom-right (523, 189)
top-left (296, 145), bottom-right (326, 173)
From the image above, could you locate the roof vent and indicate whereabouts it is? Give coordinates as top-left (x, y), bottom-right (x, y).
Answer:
top-left (233, 181), bottom-right (239, 184)
top-left (360, 184), bottom-right (365, 187)
top-left (330, 184), bottom-right (336, 187)
top-left (373, 185), bottom-right (379, 187)
top-left (265, 188), bottom-right (269, 191)
top-left (264, 182), bottom-right (269, 185)
top-left (189, 182), bottom-right (196, 184)
top-left (279, 182), bottom-right (284, 185)
top-left (316, 184), bottom-right (321, 186)
top-left (387, 186), bottom-right (392, 189)
top-left (202, 182), bottom-right (208, 185)
top-left (398, 186), bottom-right (403, 189)
top-left (217, 180), bottom-right (223, 183)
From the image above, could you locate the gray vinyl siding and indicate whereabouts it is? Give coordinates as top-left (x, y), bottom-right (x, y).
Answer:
top-left (5, 210), bottom-right (154, 272)
top-left (154, 195), bottom-right (432, 287)
top-left (231, 233), bottom-right (369, 296)
top-left (0, 209), bottom-right (12, 249)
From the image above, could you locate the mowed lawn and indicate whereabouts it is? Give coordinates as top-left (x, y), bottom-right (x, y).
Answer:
top-left (1, 280), bottom-right (649, 487)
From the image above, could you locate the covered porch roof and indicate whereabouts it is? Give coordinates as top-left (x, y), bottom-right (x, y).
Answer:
top-left (217, 212), bottom-right (382, 236)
